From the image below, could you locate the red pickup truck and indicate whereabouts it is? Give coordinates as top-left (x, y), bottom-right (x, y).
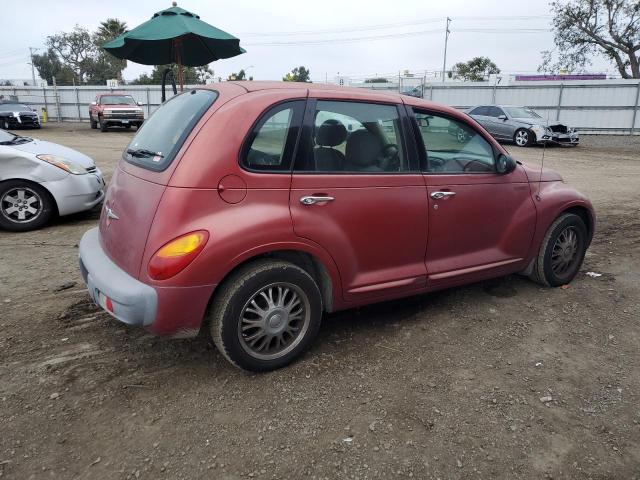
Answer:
top-left (89, 93), bottom-right (145, 132)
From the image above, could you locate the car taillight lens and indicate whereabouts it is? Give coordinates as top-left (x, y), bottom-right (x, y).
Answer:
top-left (148, 231), bottom-right (209, 280)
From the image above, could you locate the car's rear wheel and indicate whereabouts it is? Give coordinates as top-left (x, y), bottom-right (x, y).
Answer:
top-left (209, 260), bottom-right (322, 372)
top-left (0, 180), bottom-right (55, 232)
top-left (529, 213), bottom-right (588, 287)
top-left (514, 128), bottom-right (533, 147)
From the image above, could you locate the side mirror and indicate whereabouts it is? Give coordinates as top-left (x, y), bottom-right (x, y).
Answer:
top-left (498, 114), bottom-right (507, 121)
top-left (90, 101), bottom-right (97, 106)
top-left (496, 154), bottom-right (517, 174)
top-left (417, 117), bottom-right (430, 127)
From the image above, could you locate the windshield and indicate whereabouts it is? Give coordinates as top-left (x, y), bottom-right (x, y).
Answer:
top-left (503, 107), bottom-right (542, 119)
top-left (0, 130), bottom-right (15, 142)
top-left (0, 104), bottom-right (31, 112)
top-left (100, 95), bottom-right (136, 105)
top-left (124, 89), bottom-right (218, 171)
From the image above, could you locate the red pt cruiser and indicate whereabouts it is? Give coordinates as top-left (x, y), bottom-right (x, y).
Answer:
top-left (79, 82), bottom-right (595, 371)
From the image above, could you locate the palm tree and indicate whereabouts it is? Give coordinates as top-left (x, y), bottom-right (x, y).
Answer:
top-left (97, 18), bottom-right (128, 81)
top-left (97, 18), bottom-right (128, 40)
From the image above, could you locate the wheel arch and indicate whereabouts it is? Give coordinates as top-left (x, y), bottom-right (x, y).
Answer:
top-left (0, 177), bottom-right (59, 216)
top-left (561, 205), bottom-right (594, 246)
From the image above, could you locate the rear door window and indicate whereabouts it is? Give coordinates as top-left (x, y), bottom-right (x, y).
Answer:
top-left (125, 89), bottom-right (218, 171)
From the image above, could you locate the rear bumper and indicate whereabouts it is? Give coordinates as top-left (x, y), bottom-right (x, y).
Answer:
top-left (79, 228), bottom-right (158, 327)
top-left (78, 227), bottom-right (215, 337)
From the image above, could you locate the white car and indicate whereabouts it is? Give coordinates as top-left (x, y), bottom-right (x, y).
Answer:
top-left (0, 129), bottom-right (105, 231)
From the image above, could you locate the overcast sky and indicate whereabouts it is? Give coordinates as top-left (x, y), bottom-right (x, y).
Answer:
top-left (0, 0), bottom-right (613, 83)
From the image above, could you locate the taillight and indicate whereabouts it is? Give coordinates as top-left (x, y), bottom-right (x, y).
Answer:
top-left (148, 231), bottom-right (209, 280)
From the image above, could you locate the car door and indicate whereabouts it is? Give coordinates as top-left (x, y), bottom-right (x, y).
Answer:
top-left (487, 106), bottom-right (512, 140)
top-left (290, 99), bottom-right (429, 302)
top-left (410, 108), bottom-right (536, 288)
top-left (468, 106), bottom-right (491, 132)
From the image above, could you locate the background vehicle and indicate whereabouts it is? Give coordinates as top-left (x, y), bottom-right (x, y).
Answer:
top-left (467, 105), bottom-right (579, 147)
top-left (78, 82), bottom-right (594, 372)
top-left (0, 129), bottom-right (105, 231)
top-left (89, 93), bottom-right (145, 132)
top-left (0, 102), bottom-right (40, 130)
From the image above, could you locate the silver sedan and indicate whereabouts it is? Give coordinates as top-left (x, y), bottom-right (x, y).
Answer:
top-left (467, 105), bottom-right (579, 147)
top-left (0, 129), bottom-right (105, 231)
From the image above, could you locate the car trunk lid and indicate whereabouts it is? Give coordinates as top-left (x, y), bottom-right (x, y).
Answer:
top-left (98, 165), bottom-right (165, 279)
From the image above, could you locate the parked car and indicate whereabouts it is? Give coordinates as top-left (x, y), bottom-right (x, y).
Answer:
top-left (467, 105), bottom-right (579, 147)
top-left (0, 102), bottom-right (41, 129)
top-left (0, 129), bottom-right (105, 231)
top-left (89, 93), bottom-right (144, 132)
top-left (78, 82), bottom-right (594, 372)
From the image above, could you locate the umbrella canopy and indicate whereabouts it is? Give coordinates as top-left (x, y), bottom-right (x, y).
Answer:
top-left (102, 5), bottom-right (245, 67)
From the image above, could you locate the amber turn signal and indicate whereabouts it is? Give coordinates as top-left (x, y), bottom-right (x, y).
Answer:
top-left (148, 231), bottom-right (209, 280)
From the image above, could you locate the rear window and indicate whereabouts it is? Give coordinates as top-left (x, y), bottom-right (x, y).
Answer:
top-left (125, 89), bottom-right (218, 171)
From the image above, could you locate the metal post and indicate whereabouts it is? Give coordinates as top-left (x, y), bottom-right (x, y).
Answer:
top-left (492, 81), bottom-right (498, 104)
top-left (631, 81), bottom-right (640, 135)
top-left (441, 17), bottom-right (451, 82)
top-left (556, 83), bottom-right (564, 121)
top-left (75, 87), bottom-right (81, 122)
top-left (52, 76), bottom-right (61, 122)
top-left (430, 84), bottom-right (434, 100)
top-left (146, 88), bottom-right (151, 117)
top-left (29, 47), bottom-right (37, 86)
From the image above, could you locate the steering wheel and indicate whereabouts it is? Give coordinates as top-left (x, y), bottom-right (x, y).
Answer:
top-left (377, 144), bottom-right (400, 171)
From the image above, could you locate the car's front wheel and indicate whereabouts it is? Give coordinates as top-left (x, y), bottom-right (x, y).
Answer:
top-left (90, 116), bottom-right (97, 129)
top-left (99, 116), bottom-right (108, 132)
top-left (529, 213), bottom-right (588, 287)
top-left (2, 119), bottom-right (10, 130)
top-left (0, 180), bottom-right (55, 231)
top-left (514, 128), bottom-right (533, 147)
top-left (209, 260), bottom-right (322, 372)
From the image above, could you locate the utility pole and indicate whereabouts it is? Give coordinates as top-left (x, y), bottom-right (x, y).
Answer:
top-left (29, 47), bottom-right (38, 86)
top-left (441, 17), bottom-right (451, 83)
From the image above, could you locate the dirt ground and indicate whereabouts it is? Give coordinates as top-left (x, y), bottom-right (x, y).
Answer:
top-left (0, 123), bottom-right (639, 480)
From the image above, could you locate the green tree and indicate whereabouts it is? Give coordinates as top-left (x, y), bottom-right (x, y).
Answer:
top-left (47, 26), bottom-right (98, 84)
top-left (540, 0), bottom-right (640, 78)
top-left (283, 66), bottom-right (311, 82)
top-left (451, 57), bottom-right (500, 81)
top-left (32, 48), bottom-right (75, 85)
top-left (364, 77), bottom-right (389, 83)
top-left (227, 69), bottom-right (247, 80)
top-left (131, 64), bottom-right (214, 85)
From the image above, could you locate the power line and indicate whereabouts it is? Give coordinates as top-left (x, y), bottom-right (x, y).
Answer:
top-left (240, 15), bottom-right (552, 38)
top-left (244, 27), bottom-right (549, 47)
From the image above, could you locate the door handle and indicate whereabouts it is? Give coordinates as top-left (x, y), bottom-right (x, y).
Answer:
top-left (300, 195), bottom-right (335, 205)
top-left (430, 191), bottom-right (456, 200)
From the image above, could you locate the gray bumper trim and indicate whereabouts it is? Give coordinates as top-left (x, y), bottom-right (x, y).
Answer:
top-left (79, 227), bottom-right (157, 326)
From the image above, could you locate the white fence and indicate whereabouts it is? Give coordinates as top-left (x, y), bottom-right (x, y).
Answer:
top-left (2, 79), bottom-right (640, 134)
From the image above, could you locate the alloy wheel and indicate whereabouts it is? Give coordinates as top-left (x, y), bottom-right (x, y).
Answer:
top-left (515, 130), bottom-right (529, 146)
top-left (551, 226), bottom-right (579, 276)
top-left (0, 187), bottom-right (43, 223)
top-left (238, 282), bottom-right (311, 361)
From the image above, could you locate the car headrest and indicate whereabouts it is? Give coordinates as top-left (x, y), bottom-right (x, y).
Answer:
top-left (315, 119), bottom-right (347, 147)
top-left (345, 129), bottom-right (381, 167)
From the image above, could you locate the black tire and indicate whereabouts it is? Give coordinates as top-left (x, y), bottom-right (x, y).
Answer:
top-left (90, 117), bottom-right (97, 129)
top-left (514, 128), bottom-right (533, 147)
top-left (209, 260), bottom-right (322, 372)
top-left (99, 116), bottom-right (108, 132)
top-left (529, 213), bottom-right (588, 287)
top-left (1, 119), bottom-right (10, 130)
top-left (0, 180), bottom-right (55, 232)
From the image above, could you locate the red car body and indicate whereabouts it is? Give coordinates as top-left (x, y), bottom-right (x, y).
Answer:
top-left (79, 82), bottom-right (594, 340)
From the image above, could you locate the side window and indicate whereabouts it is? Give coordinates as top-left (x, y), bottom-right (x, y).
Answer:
top-left (241, 101), bottom-right (302, 172)
top-left (486, 106), bottom-right (504, 118)
top-left (413, 111), bottom-right (496, 174)
top-left (469, 106), bottom-right (488, 116)
top-left (295, 100), bottom-right (409, 173)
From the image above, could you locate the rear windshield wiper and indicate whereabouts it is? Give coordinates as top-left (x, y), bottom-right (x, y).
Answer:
top-left (126, 148), bottom-right (164, 158)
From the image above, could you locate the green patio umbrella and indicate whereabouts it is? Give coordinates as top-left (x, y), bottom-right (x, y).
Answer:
top-left (103, 2), bottom-right (245, 91)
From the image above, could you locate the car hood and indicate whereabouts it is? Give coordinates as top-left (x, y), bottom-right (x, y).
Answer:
top-left (511, 117), bottom-right (569, 127)
top-left (520, 163), bottom-right (563, 182)
top-left (9, 138), bottom-right (96, 168)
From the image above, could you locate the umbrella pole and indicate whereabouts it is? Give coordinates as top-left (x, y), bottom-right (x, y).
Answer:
top-left (173, 37), bottom-right (185, 92)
